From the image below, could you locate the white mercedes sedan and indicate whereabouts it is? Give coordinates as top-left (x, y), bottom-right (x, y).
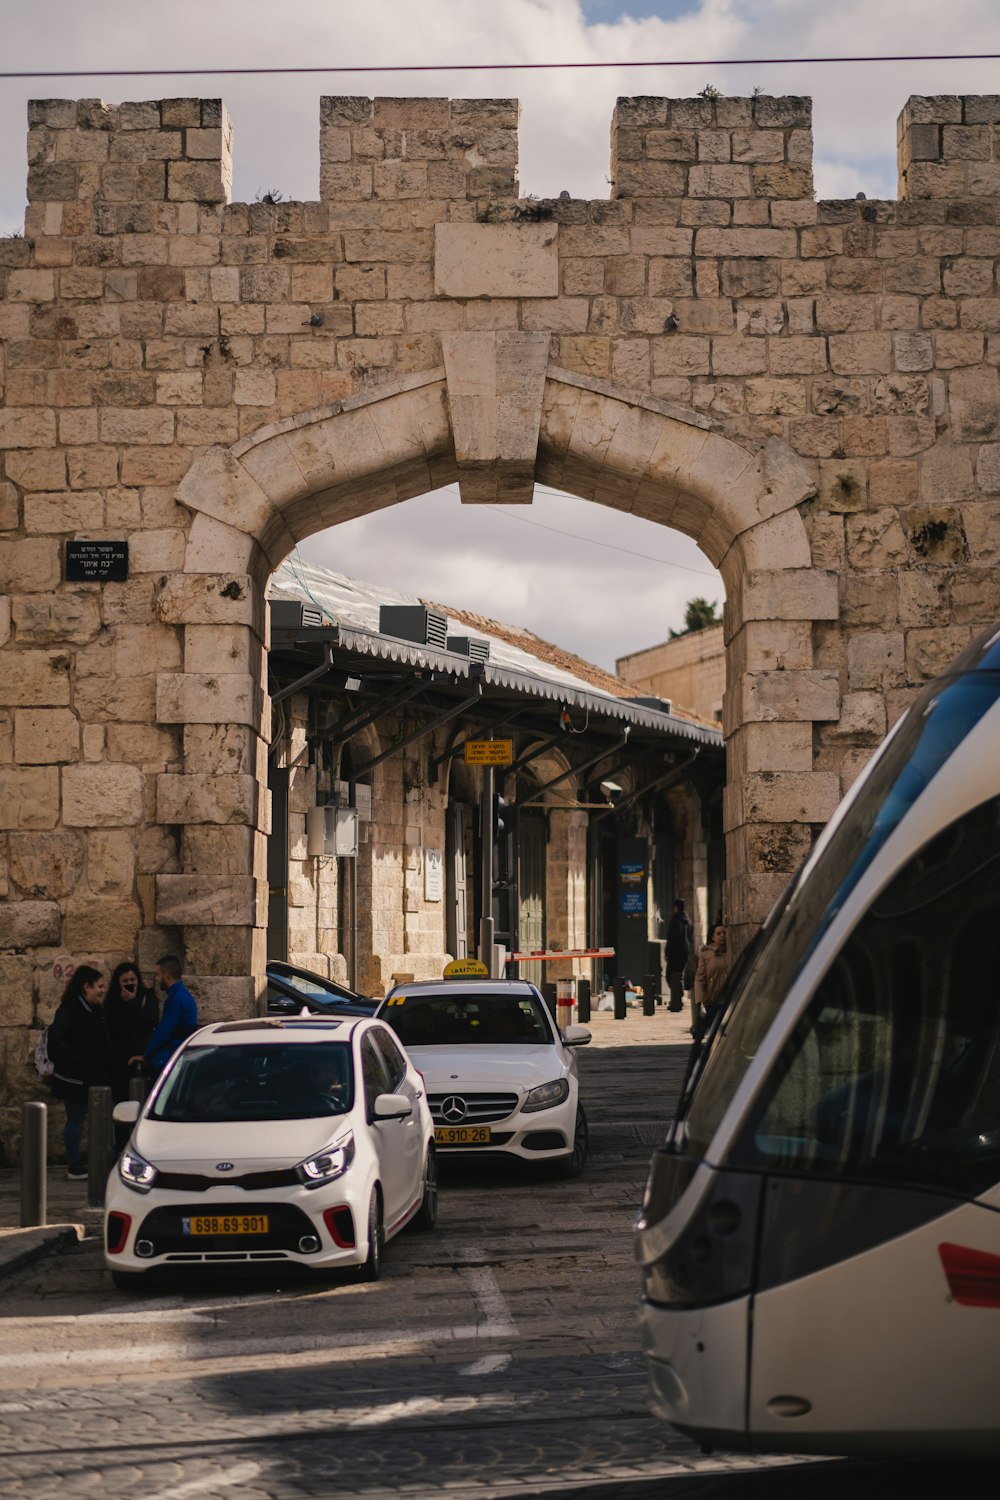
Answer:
top-left (104, 1015), bottom-right (436, 1289)
top-left (377, 979), bottom-right (590, 1176)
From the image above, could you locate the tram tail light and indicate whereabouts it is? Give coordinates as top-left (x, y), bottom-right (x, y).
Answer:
top-left (939, 1242), bottom-right (1000, 1307)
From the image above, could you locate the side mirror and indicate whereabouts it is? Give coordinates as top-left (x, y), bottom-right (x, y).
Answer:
top-left (373, 1092), bottom-right (412, 1121)
top-left (562, 1025), bottom-right (592, 1047)
top-left (113, 1101), bottom-right (141, 1125)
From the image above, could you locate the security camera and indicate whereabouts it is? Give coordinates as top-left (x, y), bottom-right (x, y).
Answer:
top-left (600, 779), bottom-right (623, 802)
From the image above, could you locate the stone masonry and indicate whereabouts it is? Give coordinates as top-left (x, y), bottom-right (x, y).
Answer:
top-left (617, 623), bottom-right (726, 723)
top-left (3, 91), bottom-right (1000, 1151)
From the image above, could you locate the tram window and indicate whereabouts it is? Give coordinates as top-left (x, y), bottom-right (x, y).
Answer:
top-left (733, 794), bottom-right (1000, 1200)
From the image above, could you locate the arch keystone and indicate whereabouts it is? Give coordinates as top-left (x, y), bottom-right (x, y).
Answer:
top-left (442, 331), bottom-right (550, 503)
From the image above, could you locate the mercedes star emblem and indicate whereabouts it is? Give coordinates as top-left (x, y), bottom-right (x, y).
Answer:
top-left (440, 1096), bottom-right (468, 1123)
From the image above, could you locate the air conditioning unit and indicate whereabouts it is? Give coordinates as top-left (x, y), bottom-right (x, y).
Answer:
top-left (270, 599), bottom-right (327, 631)
top-left (306, 805), bottom-right (359, 859)
top-left (629, 694), bottom-right (673, 715)
top-left (447, 635), bottom-right (491, 663)
top-left (379, 604), bottom-right (449, 650)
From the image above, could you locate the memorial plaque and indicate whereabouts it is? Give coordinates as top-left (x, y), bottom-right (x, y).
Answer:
top-left (65, 540), bottom-right (128, 582)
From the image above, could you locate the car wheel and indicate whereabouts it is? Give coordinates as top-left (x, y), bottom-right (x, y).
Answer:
top-left (411, 1145), bottom-right (438, 1231)
top-left (358, 1186), bottom-right (384, 1281)
top-left (555, 1104), bottom-right (589, 1178)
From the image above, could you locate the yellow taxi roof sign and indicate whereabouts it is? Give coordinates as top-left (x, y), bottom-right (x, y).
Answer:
top-left (443, 958), bottom-right (489, 979)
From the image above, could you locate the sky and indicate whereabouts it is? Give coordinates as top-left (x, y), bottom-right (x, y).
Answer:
top-left (3, 1), bottom-right (1000, 668)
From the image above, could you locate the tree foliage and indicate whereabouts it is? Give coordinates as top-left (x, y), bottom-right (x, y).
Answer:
top-left (670, 596), bottom-right (720, 638)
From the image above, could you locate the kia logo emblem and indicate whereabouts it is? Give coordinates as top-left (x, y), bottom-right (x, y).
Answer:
top-left (215, 1162), bottom-right (235, 1172)
top-left (440, 1096), bottom-right (467, 1123)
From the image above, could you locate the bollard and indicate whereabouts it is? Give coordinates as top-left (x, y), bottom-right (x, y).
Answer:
top-left (556, 976), bottom-right (575, 1032)
top-left (87, 1085), bottom-right (115, 1209)
top-left (128, 1071), bottom-right (149, 1107)
top-left (646, 970), bottom-right (662, 1008)
top-left (642, 975), bottom-right (656, 1017)
top-left (20, 1101), bottom-right (47, 1228)
top-left (577, 979), bottom-right (591, 1024)
top-left (612, 977), bottom-right (627, 1021)
top-left (541, 981), bottom-right (557, 1021)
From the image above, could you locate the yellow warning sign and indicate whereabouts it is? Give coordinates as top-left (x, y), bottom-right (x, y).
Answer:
top-left (463, 739), bottom-right (513, 766)
top-left (443, 958), bottom-right (490, 978)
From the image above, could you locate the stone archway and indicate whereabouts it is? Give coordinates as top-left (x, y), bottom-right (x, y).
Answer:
top-left (162, 353), bottom-right (834, 1002)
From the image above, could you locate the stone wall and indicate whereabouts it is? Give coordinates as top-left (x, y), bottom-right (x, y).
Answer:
top-left (4, 89), bottom-right (1000, 1153)
top-left (617, 623), bottom-right (726, 723)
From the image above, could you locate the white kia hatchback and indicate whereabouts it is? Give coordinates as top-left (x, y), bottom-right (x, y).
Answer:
top-left (378, 979), bottom-right (590, 1175)
top-left (105, 1015), bottom-right (436, 1289)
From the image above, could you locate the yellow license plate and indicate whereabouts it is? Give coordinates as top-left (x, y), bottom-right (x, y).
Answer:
top-left (185, 1215), bottom-right (270, 1236)
top-left (434, 1125), bottom-right (492, 1145)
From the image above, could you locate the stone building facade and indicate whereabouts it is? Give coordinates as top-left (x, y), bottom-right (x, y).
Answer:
top-left (266, 560), bottom-right (723, 1000)
top-left (617, 623), bottom-right (726, 724)
top-left (2, 90), bottom-right (1000, 1150)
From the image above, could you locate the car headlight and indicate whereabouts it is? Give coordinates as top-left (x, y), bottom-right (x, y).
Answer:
top-left (522, 1078), bottom-right (570, 1113)
top-left (296, 1132), bottom-right (355, 1187)
top-left (118, 1148), bottom-right (158, 1194)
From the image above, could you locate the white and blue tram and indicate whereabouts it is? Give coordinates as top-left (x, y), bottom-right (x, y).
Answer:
top-left (636, 624), bottom-right (1000, 1456)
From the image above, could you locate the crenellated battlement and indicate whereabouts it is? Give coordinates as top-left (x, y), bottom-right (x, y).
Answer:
top-left (611, 94), bottom-right (814, 204)
top-left (897, 94), bottom-right (1000, 198)
top-left (319, 96), bottom-right (519, 202)
top-left (26, 97), bottom-right (233, 207)
top-left (20, 92), bottom-right (1000, 224)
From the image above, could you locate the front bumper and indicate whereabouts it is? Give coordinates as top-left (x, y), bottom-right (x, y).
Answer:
top-left (103, 1174), bottom-right (372, 1273)
top-left (432, 1095), bottom-right (577, 1162)
top-left (638, 1294), bottom-right (749, 1438)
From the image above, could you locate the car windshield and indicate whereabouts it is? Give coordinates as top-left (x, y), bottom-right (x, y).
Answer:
top-left (680, 667), bottom-right (1000, 1162)
top-left (149, 1041), bottom-right (354, 1122)
top-left (383, 991), bottom-right (553, 1047)
top-left (269, 968), bottom-right (354, 1001)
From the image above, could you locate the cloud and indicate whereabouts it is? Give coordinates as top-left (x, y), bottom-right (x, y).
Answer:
top-left (300, 485), bottom-right (721, 670)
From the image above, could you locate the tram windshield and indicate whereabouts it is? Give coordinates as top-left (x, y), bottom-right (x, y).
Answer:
top-left (682, 660), bottom-right (1000, 1165)
top-left (733, 793), bottom-right (1000, 1198)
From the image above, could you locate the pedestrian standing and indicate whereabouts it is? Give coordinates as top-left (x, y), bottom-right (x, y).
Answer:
top-left (47, 965), bottom-right (110, 1180)
top-left (665, 898), bottom-right (694, 1021)
top-left (130, 955), bottom-right (198, 1077)
top-left (693, 924), bottom-right (731, 1039)
top-left (104, 961), bottom-right (159, 1102)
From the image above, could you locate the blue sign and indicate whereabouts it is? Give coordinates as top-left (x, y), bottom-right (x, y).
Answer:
top-left (621, 891), bottom-right (646, 915)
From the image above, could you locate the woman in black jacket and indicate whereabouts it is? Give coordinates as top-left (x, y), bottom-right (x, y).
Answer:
top-left (48, 965), bottom-right (109, 1179)
top-left (104, 961), bottom-right (159, 1103)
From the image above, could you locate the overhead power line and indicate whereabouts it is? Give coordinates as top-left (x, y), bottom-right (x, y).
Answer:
top-left (440, 484), bottom-right (721, 580)
top-left (1, 53), bottom-right (999, 81)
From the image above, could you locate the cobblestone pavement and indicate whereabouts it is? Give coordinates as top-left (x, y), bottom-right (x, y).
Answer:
top-left (0, 1006), bottom-right (952, 1498)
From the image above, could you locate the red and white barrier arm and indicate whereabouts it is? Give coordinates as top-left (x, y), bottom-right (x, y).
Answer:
top-left (508, 947), bottom-right (616, 962)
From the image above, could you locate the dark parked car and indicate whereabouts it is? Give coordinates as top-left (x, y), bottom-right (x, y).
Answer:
top-left (265, 961), bottom-right (377, 1018)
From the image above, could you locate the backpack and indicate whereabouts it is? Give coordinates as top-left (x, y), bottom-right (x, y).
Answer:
top-left (34, 1004), bottom-right (68, 1085)
top-left (33, 1028), bottom-right (54, 1083)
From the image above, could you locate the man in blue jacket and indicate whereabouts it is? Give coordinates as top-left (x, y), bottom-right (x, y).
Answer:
top-left (130, 955), bottom-right (198, 1075)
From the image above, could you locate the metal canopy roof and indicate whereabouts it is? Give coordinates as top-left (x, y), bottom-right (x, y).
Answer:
top-left (268, 558), bottom-right (724, 753)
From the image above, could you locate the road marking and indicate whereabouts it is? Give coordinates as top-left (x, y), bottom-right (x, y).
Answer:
top-left (0, 1322), bottom-right (513, 1374)
top-left (146, 1461), bottom-right (260, 1500)
top-left (461, 1353), bottom-right (510, 1376)
top-left (458, 1248), bottom-right (515, 1375)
